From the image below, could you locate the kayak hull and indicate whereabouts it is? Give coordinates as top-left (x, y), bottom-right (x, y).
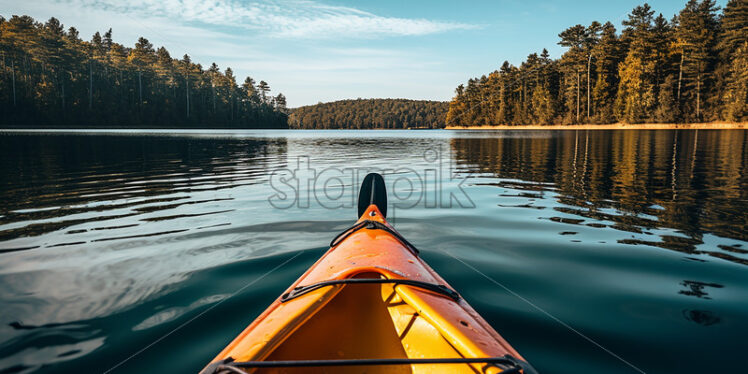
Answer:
top-left (203, 205), bottom-right (528, 373)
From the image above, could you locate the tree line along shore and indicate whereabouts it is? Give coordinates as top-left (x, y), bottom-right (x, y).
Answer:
top-left (0, 15), bottom-right (287, 128)
top-left (444, 122), bottom-right (747, 130)
top-left (446, 0), bottom-right (747, 127)
top-left (1, 0), bottom-right (746, 130)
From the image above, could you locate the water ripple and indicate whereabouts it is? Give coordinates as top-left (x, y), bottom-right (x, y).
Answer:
top-left (0, 130), bottom-right (746, 374)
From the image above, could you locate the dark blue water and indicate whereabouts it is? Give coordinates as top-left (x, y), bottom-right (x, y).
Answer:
top-left (0, 129), bottom-right (746, 374)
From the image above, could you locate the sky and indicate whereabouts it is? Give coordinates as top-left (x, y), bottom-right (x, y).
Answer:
top-left (0, 0), bottom-right (730, 107)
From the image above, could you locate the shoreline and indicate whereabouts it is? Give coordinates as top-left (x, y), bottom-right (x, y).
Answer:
top-left (1, 122), bottom-right (746, 132)
top-left (445, 122), bottom-right (747, 130)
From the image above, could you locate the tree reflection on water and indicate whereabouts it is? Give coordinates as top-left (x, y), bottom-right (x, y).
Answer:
top-left (451, 130), bottom-right (748, 265)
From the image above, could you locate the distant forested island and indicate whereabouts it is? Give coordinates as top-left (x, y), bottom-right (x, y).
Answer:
top-left (0, 15), bottom-right (287, 128)
top-left (289, 99), bottom-right (448, 129)
top-left (447, 0), bottom-right (747, 127)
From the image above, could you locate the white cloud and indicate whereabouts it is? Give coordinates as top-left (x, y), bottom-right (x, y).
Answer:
top-left (55, 0), bottom-right (475, 38)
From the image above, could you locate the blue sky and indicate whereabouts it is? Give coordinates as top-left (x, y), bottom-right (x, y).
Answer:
top-left (0, 0), bottom-right (729, 107)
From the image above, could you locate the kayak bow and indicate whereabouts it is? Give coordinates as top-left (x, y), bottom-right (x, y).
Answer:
top-left (201, 173), bottom-right (536, 373)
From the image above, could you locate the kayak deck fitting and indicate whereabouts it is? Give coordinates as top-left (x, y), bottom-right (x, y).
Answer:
top-left (201, 174), bottom-right (536, 373)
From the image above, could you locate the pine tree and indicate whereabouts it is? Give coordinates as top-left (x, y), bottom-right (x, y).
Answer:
top-left (591, 22), bottom-right (621, 123)
top-left (717, 0), bottom-right (747, 121)
top-left (102, 28), bottom-right (112, 50)
top-left (128, 37), bottom-right (156, 107)
top-left (445, 84), bottom-right (468, 126)
top-left (531, 49), bottom-right (556, 124)
top-left (721, 42), bottom-right (747, 121)
top-left (615, 4), bottom-right (657, 123)
top-left (558, 24), bottom-right (587, 123)
top-left (675, 0), bottom-right (721, 121)
top-left (257, 80), bottom-right (270, 103)
top-left (208, 62), bottom-right (220, 113)
top-left (651, 14), bottom-right (679, 122)
top-left (651, 15), bottom-right (673, 97)
top-left (584, 21), bottom-right (602, 120)
top-left (275, 93), bottom-right (287, 113)
top-left (242, 76), bottom-right (259, 104)
top-left (497, 62), bottom-right (514, 124)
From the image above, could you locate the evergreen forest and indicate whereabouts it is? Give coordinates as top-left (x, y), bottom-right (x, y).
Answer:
top-left (447, 0), bottom-right (747, 126)
top-left (289, 99), bottom-right (448, 129)
top-left (2, 1), bottom-right (746, 129)
top-left (0, 15), bottom-right (288, 128)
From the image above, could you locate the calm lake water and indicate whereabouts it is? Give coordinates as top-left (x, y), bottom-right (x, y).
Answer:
top-left (0, 129), bottom-right (746, 374)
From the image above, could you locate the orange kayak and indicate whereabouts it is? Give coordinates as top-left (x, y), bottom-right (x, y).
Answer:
top-left (201, 174), bottom-right (535, 373)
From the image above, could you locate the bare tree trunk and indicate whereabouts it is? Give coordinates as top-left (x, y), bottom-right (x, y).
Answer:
top-left (121, 70), bottom-right (125, 111)
top-left (696, 62), bottom-right (701, 120)
top-left (138, 71), bottom-right (143, 105)
top-left (185, 76), bottom-right (190, 118)
top-left (24, 55), bottom-right (31, 97)
top-left (23, 55), bottom-right (28, 87)
top-left (522, 77), bottom-right (526, 120)
top-left (576, 71), bottom-right (580, 123)
top-left (61, 72), bottom-right (65, 110)
top-left (677, 51), bottom-right (684, 102)
top-left (11, 59), bottom-right (16, 107)
top-left (587, 53), bottom-right (592, 120)
top-left (89, 62), bottom-right (93, 111)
